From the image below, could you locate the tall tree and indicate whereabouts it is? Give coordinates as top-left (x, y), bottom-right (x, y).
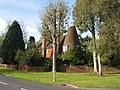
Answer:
top-left (1, 20), bottom-right (25, 64)
top-left (97, 0), bottom-right (120, 75)
top-left (73, 0), bottom-right (101, 73)
top-left (56, 0), bottom-right (69, 53)
top-left (73, 0), bottom-right (120, 75)
top-left (0, 35), bottom-right (4, 58)
top-left (40, 0), bottom-right (68, 81)
top-left (25, 36), bottom-right (39, 66)
top-left (27, 36), bottom-right (36, 49)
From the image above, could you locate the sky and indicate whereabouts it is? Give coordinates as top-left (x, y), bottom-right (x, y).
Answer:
top-left (0, 0), bottom-right (76, 42)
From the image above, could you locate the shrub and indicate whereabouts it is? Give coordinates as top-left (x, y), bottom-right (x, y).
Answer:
top-left (109, 55), bottom-right (120, 66)
top-left (15, 49), bottom-right (27, 65)
top-left (15, 49), bottom-right (44, 67)
top-left (0, 58), bottom-right (3, 64)
top-left (42, 58), bottom-right (52, 71)
top-left (61, 47), bottom-right (85, 66)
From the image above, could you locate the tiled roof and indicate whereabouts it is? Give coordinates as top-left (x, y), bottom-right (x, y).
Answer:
top-left (63, 26), bottom-right (79, 49)
top-left (46, 35), bottom-right (66, 49)
top-left (46, 43), bottom-right (52, 49)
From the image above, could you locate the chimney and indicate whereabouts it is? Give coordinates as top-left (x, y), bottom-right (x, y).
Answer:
top-left (41, 35), bottom-right (46, 57)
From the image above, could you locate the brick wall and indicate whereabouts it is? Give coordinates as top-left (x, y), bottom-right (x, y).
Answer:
top-left (0, 64), bottom-right (120, 73)
top-left (0, 64), bottom-right (43, 72)
top-left (57, 65), bottom-right (120, 73)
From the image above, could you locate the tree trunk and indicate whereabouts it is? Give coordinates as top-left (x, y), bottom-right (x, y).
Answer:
top-left (92, 33), bottom-right (98, 73)
top-left (57, 22), bottom-right (61, 54)
top-left (93, 50), bottom-right (98, 73)
top-left (92, 18), bottom-right (98, 73)
top-left (52, 35), bottom-right (57, 82)
top-left (97, 53), bottom-right (102, 76)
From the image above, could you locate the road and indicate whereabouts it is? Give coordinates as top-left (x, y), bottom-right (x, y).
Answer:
top-left (0, 75), bottom-right (120, 90)
top-left (0, 75), bottom-right (81, 90)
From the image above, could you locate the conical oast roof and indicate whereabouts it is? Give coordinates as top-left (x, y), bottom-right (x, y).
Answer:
top-left (63, 26), bottom-right (79, 49)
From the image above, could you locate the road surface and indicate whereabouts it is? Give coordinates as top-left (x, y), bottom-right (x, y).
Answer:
top-left (0, 75), bottom-right (119, 90)
top-left (0, 75), bottom-right (81, 90)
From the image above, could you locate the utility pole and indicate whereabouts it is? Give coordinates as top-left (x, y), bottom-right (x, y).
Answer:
top-left (52, 35), bottom-right (56, 82)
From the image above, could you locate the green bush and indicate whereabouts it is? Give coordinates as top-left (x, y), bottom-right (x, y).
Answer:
top-left (109, 55), bottom-right (120, 66)
top-left (15, 50), bottom-right (27, 65)
top-left (61, 47), bottom-right (85, 66)
top-left (15, 49), bottom-right (44, 66)
top-left (0, 58), bottom-right (3, 64)
top-left (24, 49), bottom-right (43, 66)
top-left (60, 46), bottom-right (93, 66)
top-left (41, 57), bottom-right (63, 71)
top-left (42, 58), bottom-right (52, 71)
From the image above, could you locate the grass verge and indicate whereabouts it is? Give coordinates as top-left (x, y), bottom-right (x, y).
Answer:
top-left (0, 69), bottom-right (120, 88)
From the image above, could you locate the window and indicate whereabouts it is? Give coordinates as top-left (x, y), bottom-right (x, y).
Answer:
top-left (63, 45), bottom-right (68, 53)
top-left (46, 49), bottom-right (49, 54)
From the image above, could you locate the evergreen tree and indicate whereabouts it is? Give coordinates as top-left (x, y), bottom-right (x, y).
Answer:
top-left (0, 36), bottom-right (4, 63)
top-left (26, 36), bottom-right (42, 66)
top-left (27, 36), bottom-right (36, 49)
top-left (0, 36), bottom-right (3, 57)
top-left (1, 20), bottom-right (25, 64)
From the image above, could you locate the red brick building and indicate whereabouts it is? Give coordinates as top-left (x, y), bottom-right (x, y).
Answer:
top-left (39, 26), bottom-right (79, 58)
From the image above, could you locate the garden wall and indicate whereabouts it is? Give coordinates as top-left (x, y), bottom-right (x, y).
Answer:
top-left (0, 64), bottom-right (43, 72)
top-left (0, 64), bottom-right (120, 73)
top-left (57, 65), bottom-right (120, 74)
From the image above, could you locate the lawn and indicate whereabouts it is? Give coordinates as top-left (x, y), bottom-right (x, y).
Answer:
top-left (0, 69), bottom-right (120, 88)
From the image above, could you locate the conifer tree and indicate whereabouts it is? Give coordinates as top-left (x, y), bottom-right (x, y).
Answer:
top-left (1, 20), bottom-right (25, 64)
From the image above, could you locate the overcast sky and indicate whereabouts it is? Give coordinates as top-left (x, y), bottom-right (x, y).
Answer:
top-left (0, 0), bottom-right (76, 41)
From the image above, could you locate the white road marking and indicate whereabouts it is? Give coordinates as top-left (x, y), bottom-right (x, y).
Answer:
top-left (20, 88), bottom-right (27, 90)
top-left (0, 81), bottom-right (8, 85)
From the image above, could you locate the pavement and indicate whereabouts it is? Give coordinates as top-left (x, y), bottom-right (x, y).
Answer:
top-left (0, 75), bottom-right (120, 90)
top-left (62, 84), bottom-right (120, 90)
